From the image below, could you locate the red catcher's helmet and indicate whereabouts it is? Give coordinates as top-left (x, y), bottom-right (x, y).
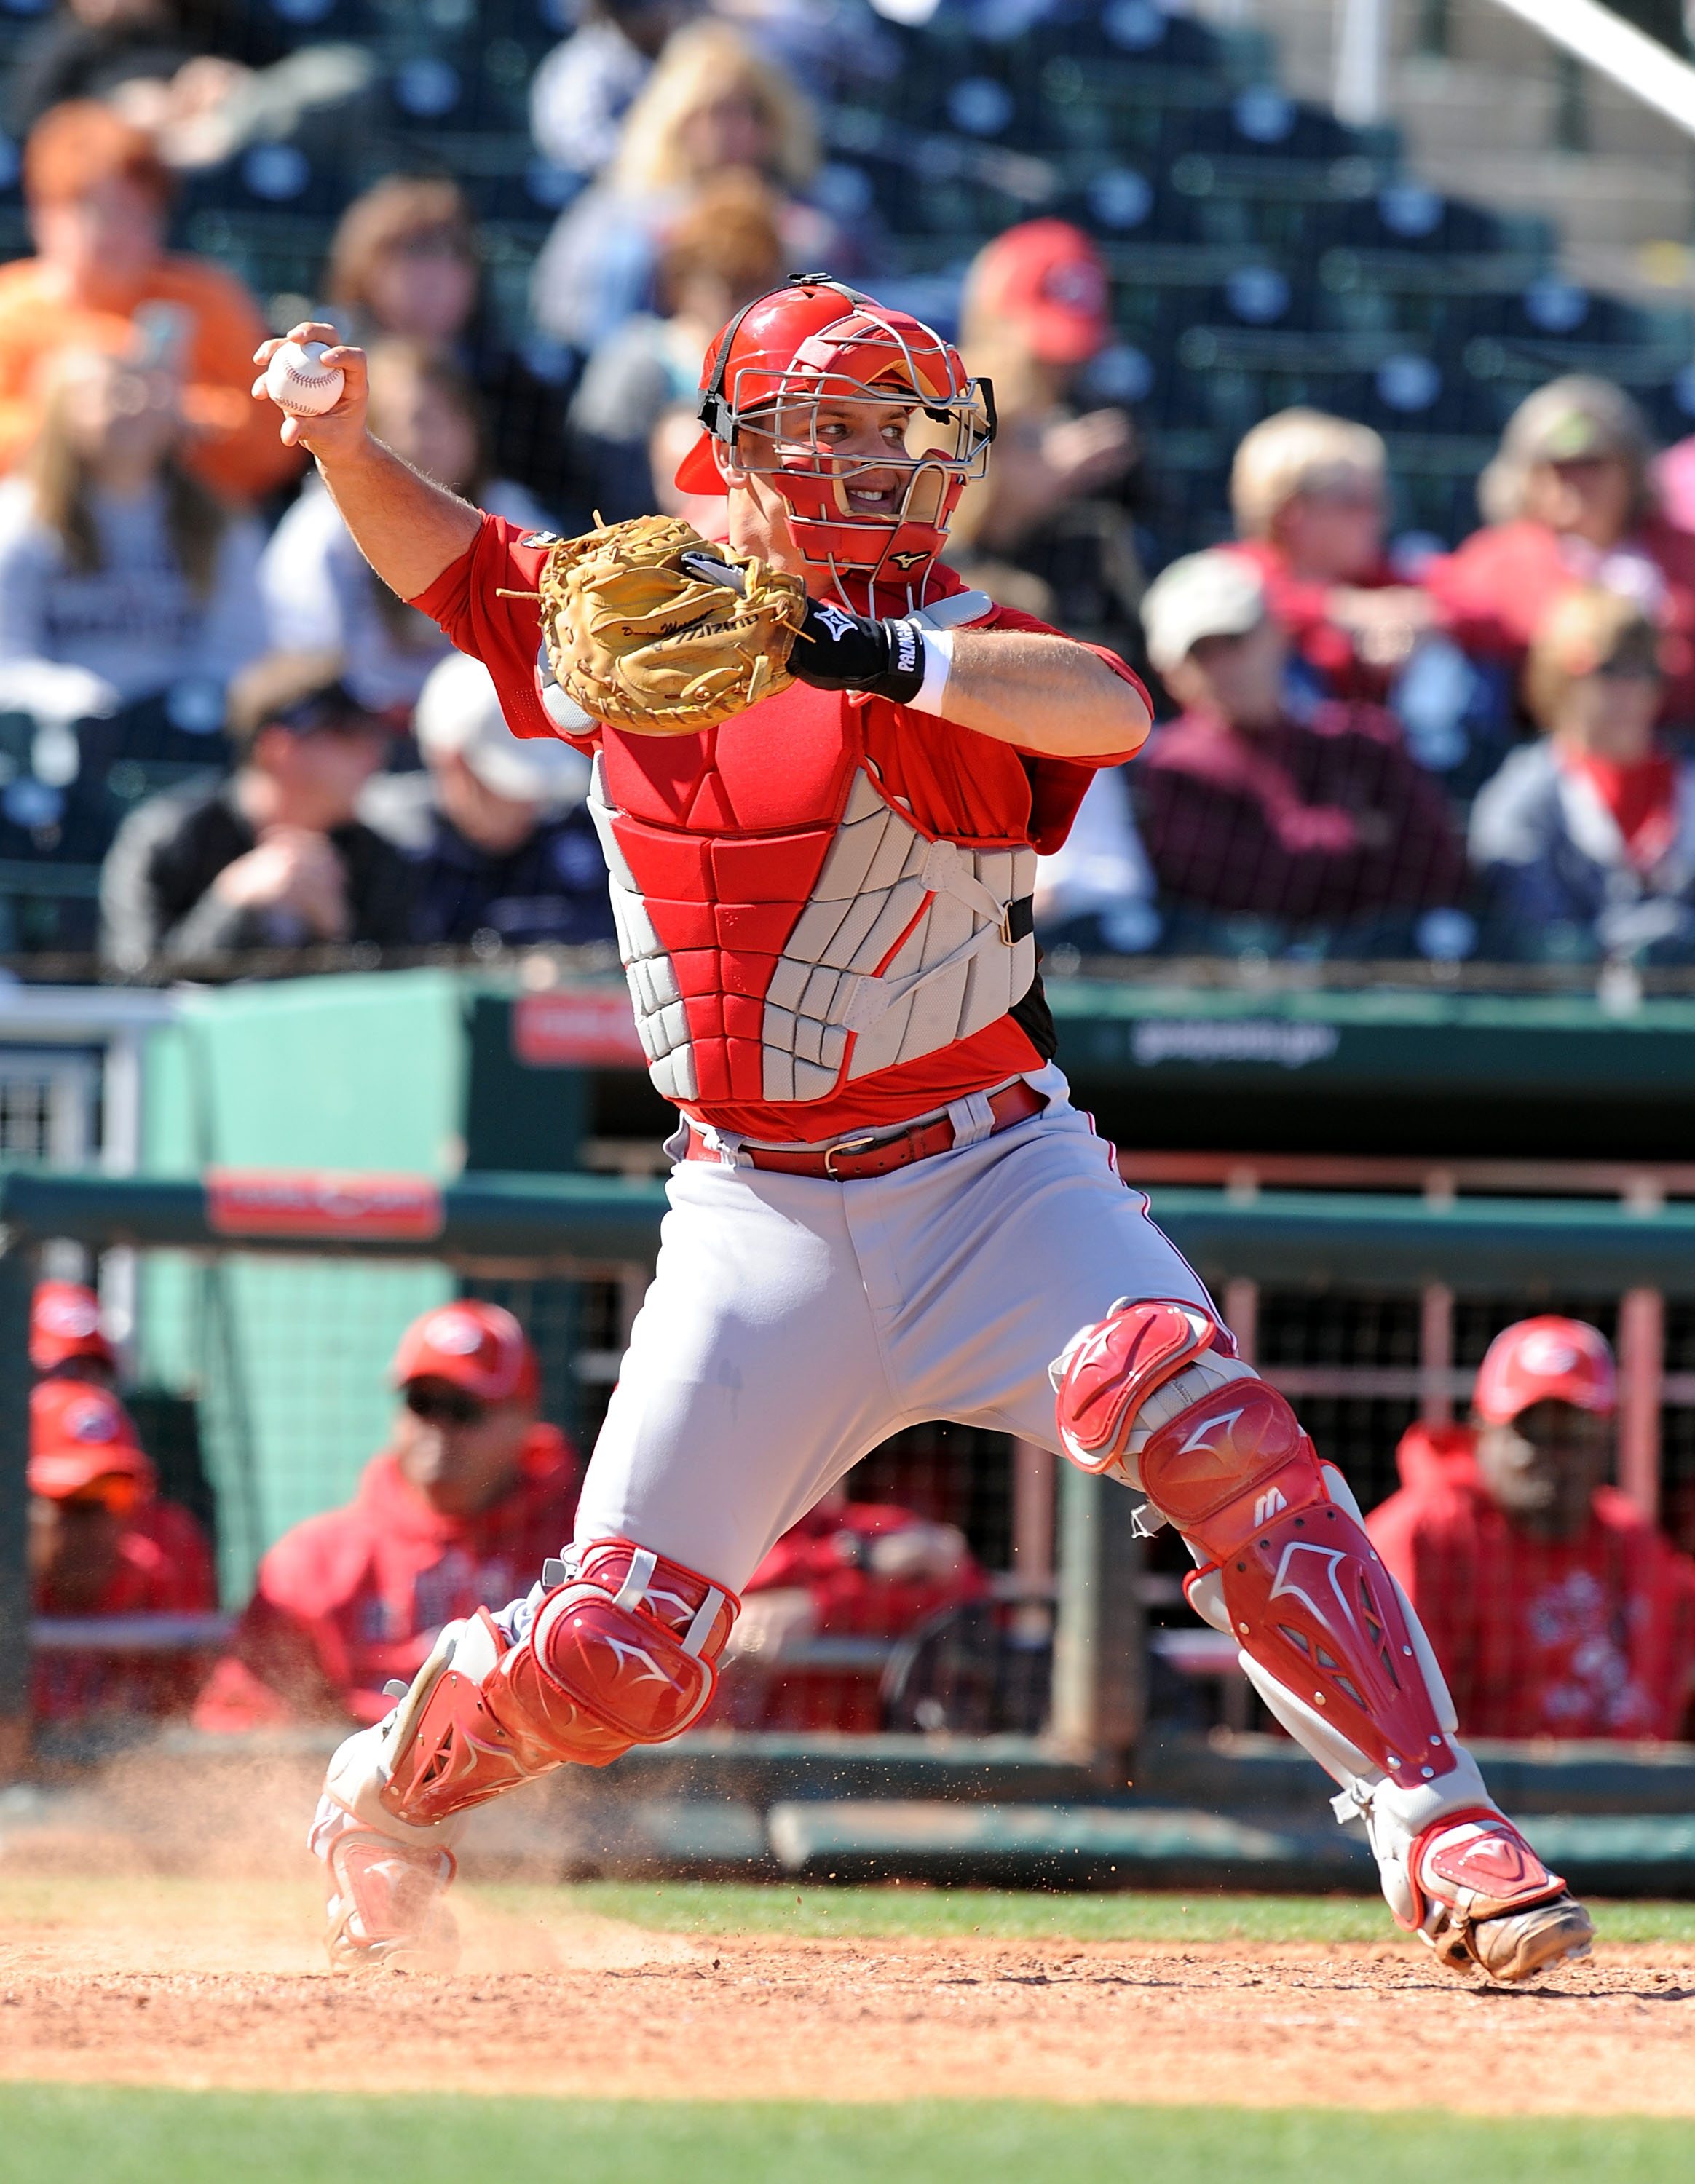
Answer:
top-left (674, 274), bottom-right (996, 612)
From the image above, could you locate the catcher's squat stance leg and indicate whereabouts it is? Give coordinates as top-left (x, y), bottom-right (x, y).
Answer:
top-left (1052, 1299), bottom-right (1595, 1982)
top-left (309, 1539), bottom-right (737, 1969)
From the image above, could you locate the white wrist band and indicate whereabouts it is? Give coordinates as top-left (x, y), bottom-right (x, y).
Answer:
top-left (911, 625), bottom-right (955, 714)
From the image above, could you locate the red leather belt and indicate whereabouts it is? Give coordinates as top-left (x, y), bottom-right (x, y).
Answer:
top-left (685, 1079), bottom-right (1048, 1182)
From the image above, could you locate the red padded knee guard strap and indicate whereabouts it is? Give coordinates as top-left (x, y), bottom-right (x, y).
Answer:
top-left (1141, 1380), bottom-right (1453, 1793)
top-left (1054, 1297), bottom-right (1223, 1471)
top-left (513, 1538), bottom-right (739, 1753)
top-left (382, 1547), bottom-right (741, 1830)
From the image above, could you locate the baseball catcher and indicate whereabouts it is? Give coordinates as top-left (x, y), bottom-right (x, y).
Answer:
top-left (256, 279), bottom-right (1593, 1983)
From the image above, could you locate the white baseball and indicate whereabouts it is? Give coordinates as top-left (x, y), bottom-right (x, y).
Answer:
top-left (264, 339), bottom-right (345, 417)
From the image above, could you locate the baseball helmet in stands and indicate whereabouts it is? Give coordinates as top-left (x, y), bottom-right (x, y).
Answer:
top-left (674, 274), bottom-right (995, 609)
top-left (1472, 1315), bottom-right (1616, 1425)
top-left (30, 1280), bottom-right (116, 1374)
top-left (390, 1299), bottom-right (539, 1405)
top-left (28, 1380), bottom-right (154, 1506)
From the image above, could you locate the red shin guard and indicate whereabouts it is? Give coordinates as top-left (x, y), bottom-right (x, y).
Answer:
top-left (1138, 1377), bottom-right (1455, 1792)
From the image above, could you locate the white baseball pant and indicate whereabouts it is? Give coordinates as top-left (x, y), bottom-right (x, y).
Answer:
top-left (568, 1061), bottom-right (1212, 1593)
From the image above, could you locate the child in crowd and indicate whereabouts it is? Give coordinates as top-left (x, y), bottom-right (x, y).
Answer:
top-left (0, 344), bottom-right (265, 722)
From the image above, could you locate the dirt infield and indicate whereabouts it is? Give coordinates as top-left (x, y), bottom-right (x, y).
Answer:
top-left (1, 1874), bottom-right (1694, 2116)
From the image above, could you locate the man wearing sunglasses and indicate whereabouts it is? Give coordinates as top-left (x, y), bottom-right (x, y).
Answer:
top-left (197, 1302), bottom-right (582, 1746)
top-left (29, 1378), bottom-right (216, 1733)
top-left (99, 647), bottom-right (414, 976)
top-left (1372, 1317), bottom-right (1695, 1744)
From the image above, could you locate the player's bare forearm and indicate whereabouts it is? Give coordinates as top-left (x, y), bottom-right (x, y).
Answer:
top-left (939, 630), bottom-right (1150, 757)
top-left (314, 438), bottom-right (481, 602)
top-left (253, 321), bottom-right (481, 601)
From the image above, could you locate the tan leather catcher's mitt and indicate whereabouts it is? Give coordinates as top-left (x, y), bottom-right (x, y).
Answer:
top-left (538, 514), bottom-right (808, 734)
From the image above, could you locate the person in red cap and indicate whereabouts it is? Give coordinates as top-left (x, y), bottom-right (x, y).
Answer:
top-left (30, 1279), bottom-right (117, 1388)
top-left (253, 280), bottom-right (1592, 1987)
top-left (194, 1301), bottom-right (582, 1732)
top-left (1370, 1317), bottom-right (1695, 1741)
top-left (29, 1379), bottom-right (216, 1729)
top-left (951, 220), bottom-right (1142, 655)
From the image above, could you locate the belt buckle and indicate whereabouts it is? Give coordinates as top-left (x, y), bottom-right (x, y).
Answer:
top-left (822, 1133), bottom-right (879, 1178)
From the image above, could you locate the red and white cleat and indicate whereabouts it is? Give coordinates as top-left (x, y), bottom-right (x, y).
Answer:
top-left (324, 1829), bottom-right (459, 1973)
top-left (1410, 1809), bottom-right (1594, 1982)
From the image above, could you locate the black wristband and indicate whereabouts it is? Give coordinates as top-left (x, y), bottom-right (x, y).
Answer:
top-left (787, 600), bottom-right (926, 702)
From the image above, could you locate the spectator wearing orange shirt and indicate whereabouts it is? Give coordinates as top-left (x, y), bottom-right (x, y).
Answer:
top-left (1369, 1317), bottom-right (1695, 1742)
top-left (0, 101), bottom-right (299, 504)
top-left (30, 1377), bottom-right (216, 1729)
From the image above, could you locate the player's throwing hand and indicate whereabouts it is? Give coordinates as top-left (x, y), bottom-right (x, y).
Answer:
top-left (252, 320), bottom-right (368, 459)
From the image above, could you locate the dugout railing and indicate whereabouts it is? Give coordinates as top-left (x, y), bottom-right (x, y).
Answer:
top-left (5, 1166), bottom-right (1695, 1789)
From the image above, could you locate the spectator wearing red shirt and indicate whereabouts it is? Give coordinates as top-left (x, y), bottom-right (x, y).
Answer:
top-left (31, 1278), bottom-right (118, 1388)
top-left (1369, 1317), bottom-right (1695, 1742)
top-left (30, 1377), bottom-right (216, 1728)
top-left (1424, 377), bottom-right (1695, 726)
top-left (716, 1487), bottom-right (987, 1731)
top-left (1134, 549), bottom-right (1464, 938)
top-left (196, 1301), bottom-right (582, 1730)
top-left (1228, 408), bottom-right (1433, 703)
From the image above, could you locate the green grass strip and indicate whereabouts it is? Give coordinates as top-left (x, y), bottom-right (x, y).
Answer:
top-left (502, 1879), bottom-right (1695, 1946)
top-left (0, 2092), bottom-right (1688, 2184)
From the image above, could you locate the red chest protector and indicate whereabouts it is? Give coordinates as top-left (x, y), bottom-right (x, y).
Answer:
top-left (588, 681), bottom-right (1039, 1111)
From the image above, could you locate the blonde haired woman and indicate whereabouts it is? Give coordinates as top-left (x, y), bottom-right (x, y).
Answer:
top-left (1426, 376), bottom-right (1695, 725)
top-left (0, 345), bottom-right (264, 724)
top-left (530, 20), bottom-right (851, 353)
top-left (1228, 407), bottom-right (1433, 701)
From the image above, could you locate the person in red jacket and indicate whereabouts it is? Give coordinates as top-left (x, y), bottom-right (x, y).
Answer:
top-left (1134, 548), bottom-right (1465, 933)
top-left (30, 1377), bottom-right (216, 1728)
top-left (716, 1489), bottom-right (987, 1731)
top-left (1423, 377), bottom-right (1695, 727)
top-left (31, 1278), bottom-right (118, 1388)
top-left (1369, 1316), bottom-right (1695, 1741)
top-left (194, 1302), bottom-right (582, 1730)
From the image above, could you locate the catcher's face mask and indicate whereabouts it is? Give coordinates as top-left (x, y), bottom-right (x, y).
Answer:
top-left (682, 279), bottom-right (995, 612)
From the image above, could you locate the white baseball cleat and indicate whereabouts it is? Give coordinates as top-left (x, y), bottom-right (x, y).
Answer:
top-left (324, 1829), bottom-right (459, 1973)
top-left (1410, 1810), bottom-right (1594, 1982)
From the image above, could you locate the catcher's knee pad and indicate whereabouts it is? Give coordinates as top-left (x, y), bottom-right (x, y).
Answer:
top-left (381, 1540), bottom-right (739, 1829)
top-left (1051, 1297), bottom-right (1254, 1487)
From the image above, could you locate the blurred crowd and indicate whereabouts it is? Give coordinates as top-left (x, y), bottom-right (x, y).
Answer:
top-left (0, 5), bottom-right (1691, 973)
